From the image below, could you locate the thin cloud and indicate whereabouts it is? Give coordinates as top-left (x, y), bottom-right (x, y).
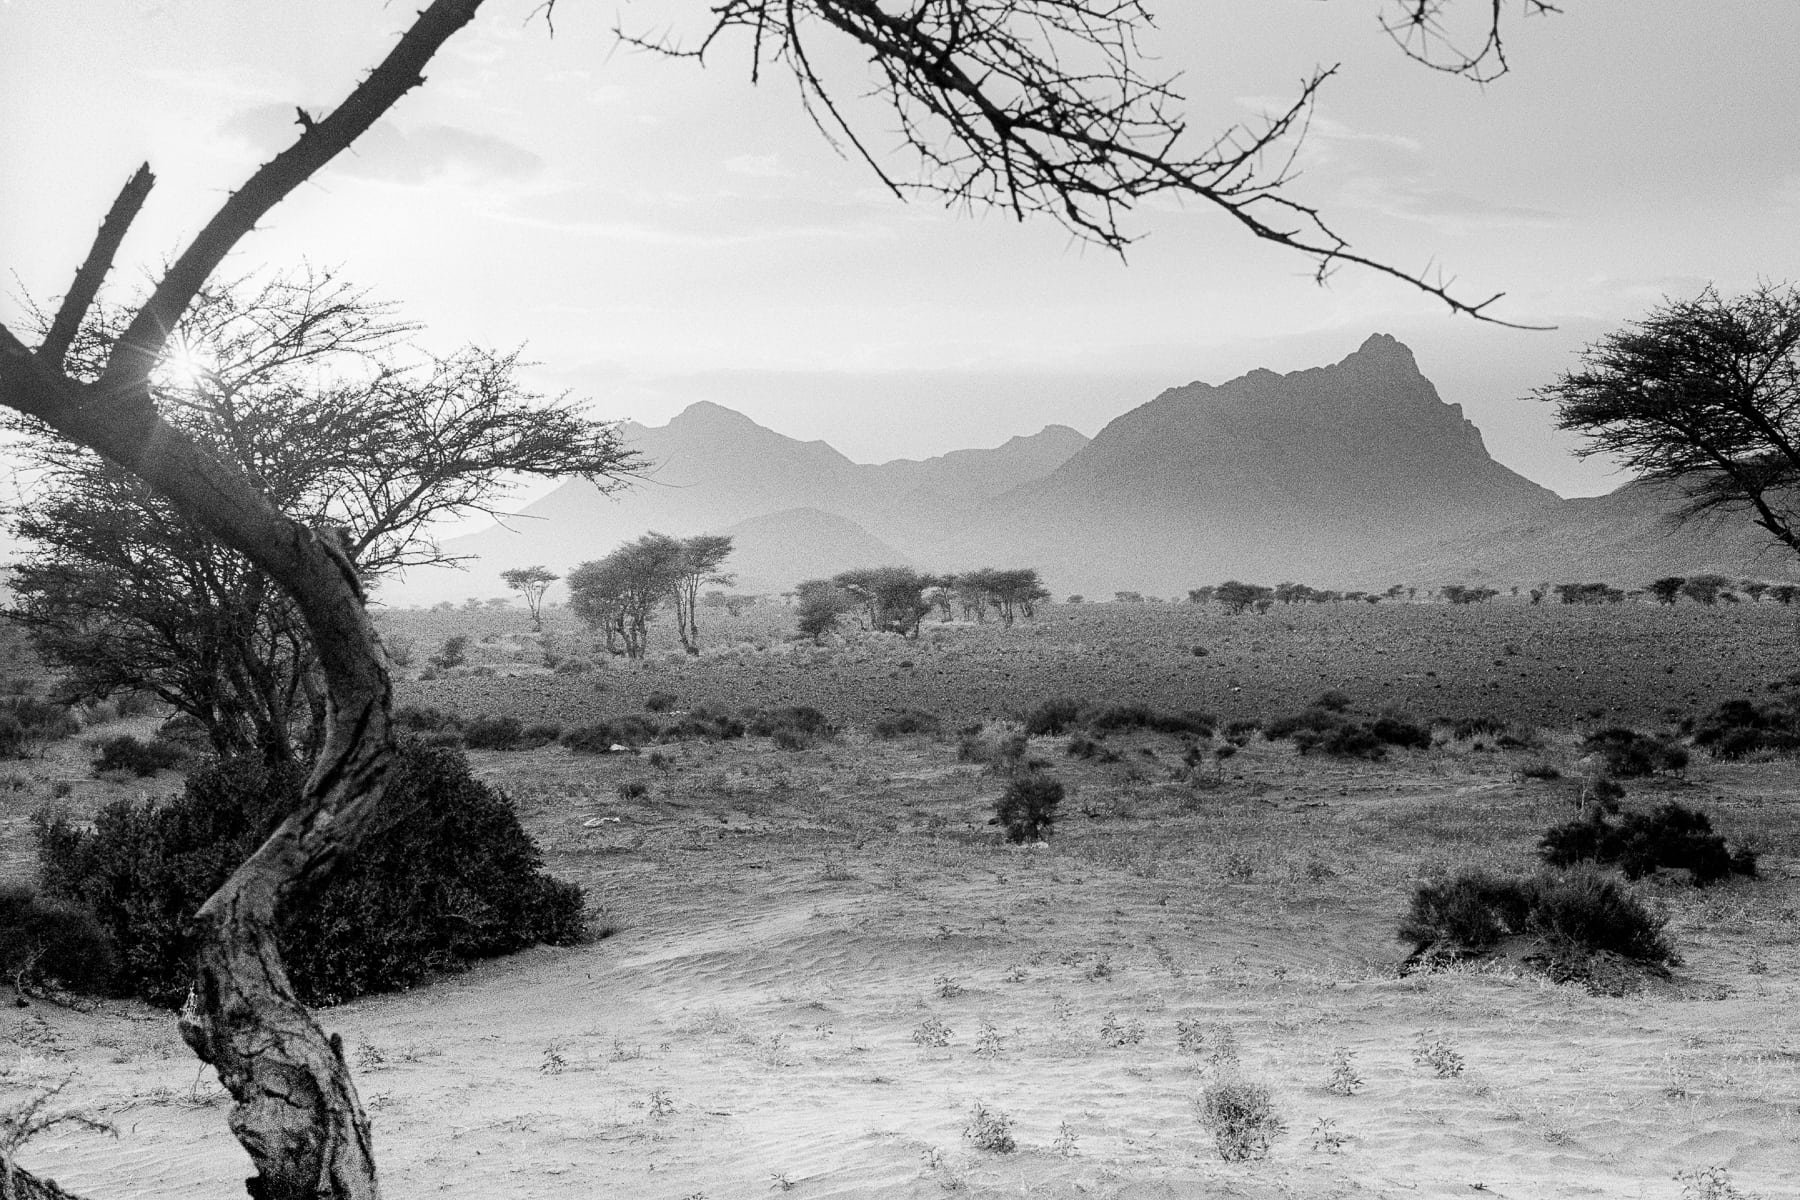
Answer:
top-left (219, 106), bottom-right (543, 184)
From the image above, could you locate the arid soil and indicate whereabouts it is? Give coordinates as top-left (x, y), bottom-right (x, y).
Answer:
top-left (392, 599), bottom-right (1800, 731)
top-left (4, 602), bottom-right (1798, 1199)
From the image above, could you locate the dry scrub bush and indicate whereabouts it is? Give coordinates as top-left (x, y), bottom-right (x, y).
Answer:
top-left (1197, 1079), bottom-right (1284, 1161)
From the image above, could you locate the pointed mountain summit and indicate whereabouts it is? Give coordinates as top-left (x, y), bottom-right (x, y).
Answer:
top-left (940, 335), bottom-right (1558, 593)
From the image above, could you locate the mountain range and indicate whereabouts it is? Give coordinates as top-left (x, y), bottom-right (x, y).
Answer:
top-left (390, 334), bottom-right (1795, 604)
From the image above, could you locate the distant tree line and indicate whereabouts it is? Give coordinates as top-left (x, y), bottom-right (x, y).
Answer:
top-left (566, 533), bottom-right (734, 658)
top-left (793, 566), bottom-right (1049, 643)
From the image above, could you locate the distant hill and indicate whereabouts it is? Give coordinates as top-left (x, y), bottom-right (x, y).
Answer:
top-left (378, 336), bottom-right (1800, 605)
top-left (1355, 478), bottom-right (1800, 590)
top-left (715, 508), bottom-right (910, 595)
top-left (932, 333), bottom-right (1560, 594)
top-left (387, 407), bottom-right (1088, 604)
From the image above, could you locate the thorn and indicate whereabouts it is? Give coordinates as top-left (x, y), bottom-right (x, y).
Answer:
top-left (294, 107), bottom-right (317, 131)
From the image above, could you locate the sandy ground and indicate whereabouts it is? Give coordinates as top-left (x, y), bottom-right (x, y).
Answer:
top-left (6, 728), bottom-right (1798, 1199)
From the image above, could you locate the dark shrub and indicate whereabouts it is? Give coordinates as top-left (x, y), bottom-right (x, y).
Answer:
top-left (1023, 698), bottom-right (1086, 737)
top-left (659, 706), bottom-right (746, 741)
top-left (0, 716), bottom-right (24, 760)
top-left (616, 780), bottom-right (650, 800)
top-left (1447, 715), bottom-right (1508, 741)
top-left (1148, 710), bottom-right (1216, 737)
top-left (0, 884), bottom-right (119, 995)
top-left (994, 773), bottom-right (1064, 843)
top-left (644, 691), bottom-right (678, 713)
top-left (748, 706), bottom-right (834, 744)
top-left (462, 714), bottom-right (524, 750)
top-left (872, 708), bottom-right (942, 739)
top-left (1370, 712), bottom-right (1432, 750)
top-left (1314, 723), bottom-right (1386, 759)
top-left (1519, 761), bottom-right (1562, 780)
top-left (1691, 698), bottom-right (1800, 758)
top-left (1314, 690), bottom-right (1353, 712)
top-left (1084, 703), bottom-right (1157, 733)
top-left (0, 697), bottom-right (80, 757)
top-left (1541, 802), bottom-right (1755, 886)
top-left (1581, 727), bottom-right (1688, 777)
top-left (428, 635), bottom-right (469, 670)
top-left (1523, 868), bottom-right (1673, 963)
top-left (35, 744), bottom-right (584, 1007)
top-left (1398, 871), bottom-right (1532, 950)
top-left (1263, 708), bottom-right (1343, 740)
top-left (90, 734), bottom-right (185, 777)
top-left (561, 723), bottom-right (623, 754)
top-left (1399, 868), bottom-right (1672, 965)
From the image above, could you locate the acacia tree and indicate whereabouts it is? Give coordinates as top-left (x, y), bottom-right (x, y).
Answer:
top-left (8, 273), bottom-right (628, 762)
top-left (501, 566), bottom-right (560, 631)
top-left (669, 535), bottom-right (735, 655)
top-left (1542, 285), bottom-right (1800, 560)
top-left (0, 2), bottom-right (1558, 1196)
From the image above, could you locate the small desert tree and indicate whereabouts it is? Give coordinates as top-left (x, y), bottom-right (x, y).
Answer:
top-left (1681, 573), bottom-right (1730, 605)
top-left (793, 578), bottom-right (856, 644)
top-left (833, 566), bottom-right (936, 636)
top-left (1647, 576), bottom-right (1686, 605)
top-left (1543, 285), bottom-right (1800, 564)
top-left (669, 534), bottom-right (734, 655)
top-left (1215, 581), bottom-right (1273, 615)
top-left (500, 566), bottom-right (559, 631)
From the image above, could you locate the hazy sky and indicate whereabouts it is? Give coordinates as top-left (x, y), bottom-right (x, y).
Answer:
top-left (7, 1), bottom-right (1800, 501)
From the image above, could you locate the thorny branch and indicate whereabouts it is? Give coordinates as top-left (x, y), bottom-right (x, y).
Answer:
top-left (607, 0), bottom-right (1560, 326)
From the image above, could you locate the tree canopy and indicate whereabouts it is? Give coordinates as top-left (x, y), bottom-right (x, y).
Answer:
top-left (1543, 285), bottom-right (1800, 560)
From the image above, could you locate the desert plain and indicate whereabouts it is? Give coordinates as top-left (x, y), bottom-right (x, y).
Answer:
top-left (3, 598), bottom-right (1797, 1200)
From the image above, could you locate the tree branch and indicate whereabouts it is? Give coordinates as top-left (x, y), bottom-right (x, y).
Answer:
top-left (98, 0), bottom-right (484, 399)
top-left (39, 164), bottom-right (154, 372)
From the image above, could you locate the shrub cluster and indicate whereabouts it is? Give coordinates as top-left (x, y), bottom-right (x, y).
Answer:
top-left (0, 884), bottom-right (118, 995)
top-left (1399, 867), bottom-right (1673, 964)
top-left (1540, 802), bottom-right (1757, 886)
top-left (871, 708), bottom-right (942, 739)
top-left (994, 772), bottom-right (1064, 843)
top-left (0, 697), bottom-right (80, 758)
top-left (461, 715), bottom-right (562, 751)
top-left (1580, 727), bottom-right (1688, 777)
top-left (1264, 704), bottom-right (1430, 759)
top-left (34, 743), bottom-right (585, 1007)
top-left (1023, 697), bottom-right (1215, 739)
top-left (90, 733), bottom-right (187, 777)
top-left (746, 705), bottom-right (835, 749)
top-left (1688, 698), bottom-right (1800, 758)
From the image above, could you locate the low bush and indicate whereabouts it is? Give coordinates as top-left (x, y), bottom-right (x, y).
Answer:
top-left (0, 697), bottom-right (80, 757)
top-left (1264, 707), bottom-right (1343, 741)
top-left (1581, 727), bottom-right (1688, 777)
top-left (1446, 715), bottom-right (1508, 741)
top-left (1024, 697), bottom-right (1086, 736)
top-left (1370, 712), bottom-right (1432, 750)
top-left (1222, 719), bottom-right (1260, 746)
top-left (994, 773), bottom-right (1063, 843)
top-left (1540, 802), bottom-right (1756, 885)
top-left (1689, 698), bottom-right (1800, 758)
top-left (90, 734), bottom-right (186, 777)
top-left (1197, 1079), bottom-right (1284, 1162)
top-left (1399, 867), bottom-right (1673, 964)
top-left (643, 691), bottom-right (678, 713)
top-left (747, 706), bottom-right (833, 742)
top-left (462, 714), bottom-right (524, 751)
top-left (0, 884), bottom-right (118, 995)
top-left (35, 743), bottom-right (585, 1007)
top-left (560, 724), bottom-right (621, 755)
top-left (428, 635), bottom-right (469, 670)
top-left (658, 707), bottom-right (746, 741)
top-left (1314, 690), bottom-right (1353, 712)
top-left (872, 708), bottom-right (942, 739)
